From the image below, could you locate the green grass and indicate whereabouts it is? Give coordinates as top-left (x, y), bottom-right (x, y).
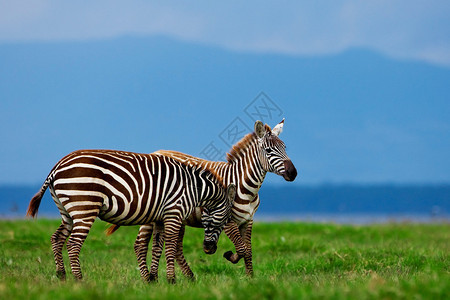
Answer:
top-left (0, 219), bottom-right (448, 299)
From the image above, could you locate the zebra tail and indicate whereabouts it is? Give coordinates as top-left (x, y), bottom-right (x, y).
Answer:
top-left (26, 177), bottom-right (51, 218)
top-left (105, 224), bottom-right (121, 236)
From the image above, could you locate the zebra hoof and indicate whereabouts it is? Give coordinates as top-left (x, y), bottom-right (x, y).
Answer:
top-left (148, 274), bottom-right (158, 283)
top-left (223, 250), bottom-right (233, 261)
top-left (167, 277), bottom-right (176, 284)
top-left (187, 274), bottom-right (196, 282)
top-left (224, 251), bottom-right (241, 264)
top-left (56, 270), bottom-right (66, 280)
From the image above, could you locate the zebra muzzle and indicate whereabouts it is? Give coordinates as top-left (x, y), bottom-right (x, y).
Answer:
top-left (283, 159), bottom-right (297, 181)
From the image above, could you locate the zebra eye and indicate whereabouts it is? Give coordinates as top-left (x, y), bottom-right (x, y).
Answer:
top-left (265, 148), bottom-right (272, 154)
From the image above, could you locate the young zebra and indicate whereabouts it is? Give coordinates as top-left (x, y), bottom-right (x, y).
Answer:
top-left (113, 119), bottom-right (297, 279)
top-left (26, 150), bottom-right (235, 283)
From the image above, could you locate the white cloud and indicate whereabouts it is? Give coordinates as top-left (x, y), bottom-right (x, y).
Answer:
top-left (1, 1), bottom-right (449, 66)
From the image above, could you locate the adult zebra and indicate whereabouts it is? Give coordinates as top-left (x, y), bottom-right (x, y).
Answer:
top-left (26, 150), bottom-right (235, 283)
top-left (114, 119), bottom-right (297, 279)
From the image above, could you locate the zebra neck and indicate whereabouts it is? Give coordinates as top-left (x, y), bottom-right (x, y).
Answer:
top-left (223, 151), bottom-right (267, 204)
top-left (197, 183), bottom-right (221, 208)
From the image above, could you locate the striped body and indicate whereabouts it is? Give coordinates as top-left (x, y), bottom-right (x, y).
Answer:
top-left (157, 148), bottom-right (263, 226)
top-left (130, 120), bottom-right (297, 278)
top-left (27, 149), bottom-right (233, 283)
top-left (50, 150), bottom-right (226, 225)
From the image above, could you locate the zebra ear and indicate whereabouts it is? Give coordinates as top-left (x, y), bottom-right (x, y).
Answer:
top-left (272, 118), bottom-right (285, 137)
top-left (226, 184), bottom-right (236, 203)
top-left (254, 120), bottom-right (265, 139)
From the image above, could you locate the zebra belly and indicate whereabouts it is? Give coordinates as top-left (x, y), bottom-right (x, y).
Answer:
top-left (184, 207), bottom-right (203, 228)
top-left (97, 194), bottom-right (168, 225)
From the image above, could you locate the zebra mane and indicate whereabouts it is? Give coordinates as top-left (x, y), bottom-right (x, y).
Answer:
top-left (155, 123), bottom-right (274, 180)
top-left (226, 124), bottom-right (272, 163)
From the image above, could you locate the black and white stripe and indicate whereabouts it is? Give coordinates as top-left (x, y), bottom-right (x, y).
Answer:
top-left (27, 149), bottom-right (234, 283)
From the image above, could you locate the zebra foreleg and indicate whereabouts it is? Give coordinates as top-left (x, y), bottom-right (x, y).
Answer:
top-left (223, 221), bottom-right (254, 276)
top-left (148, 224), bottom-right (196, 281)
top-left (133, 224), bottom-right (154, 282)
top-left (66, 218), bottom-right (96, 280)
top-left (163, 218), bottom-right (183, 284)
top-left (242, 220), bottom-right (254, 276)
top-left (223, 221), bottom-right (247, 263)
top-left (175, 224), bottom-right (195, 280)
top-left (50, 220), bottom-right (73, 280)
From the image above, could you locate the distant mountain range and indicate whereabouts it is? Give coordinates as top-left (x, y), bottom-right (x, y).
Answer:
top-left (1, 184), bottom-right (448, 221)
top-left (1, 36), bottom-right (449, 185)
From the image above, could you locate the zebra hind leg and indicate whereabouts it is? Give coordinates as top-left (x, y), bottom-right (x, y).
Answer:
top-left (149, 223), bottom-right (165, 282)
top-left (50, 217), bottom-right (73, 280)
top-left (66, 217), bottom-right (96, 280)
top-left (175, 224), bottom-right (195, 281)
top-left (134, 224), bottom-right (154, 282)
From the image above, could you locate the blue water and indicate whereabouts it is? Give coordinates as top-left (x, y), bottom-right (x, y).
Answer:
top-left (1, 184), bottom-right (449, 224)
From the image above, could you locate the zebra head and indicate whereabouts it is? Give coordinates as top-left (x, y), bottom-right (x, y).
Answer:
top-left (255, 119), bottom-right (297, 182)
top-left (202, 183), bottom-right (236, 254)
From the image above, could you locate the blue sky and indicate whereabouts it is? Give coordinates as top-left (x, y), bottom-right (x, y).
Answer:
top-left (1, 1), bottom-right (450, 66)
top-left (1, 1), bottom-right (449, 185)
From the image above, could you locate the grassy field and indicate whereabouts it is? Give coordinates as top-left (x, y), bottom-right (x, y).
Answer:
top-left (0, 219), bottom-right (448, 299)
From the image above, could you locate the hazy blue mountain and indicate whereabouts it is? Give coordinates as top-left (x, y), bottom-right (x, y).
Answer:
top-left (1, 36), bottom-right (449, 185)
top-left (258, 184), bottom-right (449, 215)
top-left (1, 184), bottom-right (448, 221)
